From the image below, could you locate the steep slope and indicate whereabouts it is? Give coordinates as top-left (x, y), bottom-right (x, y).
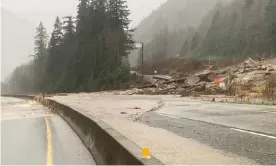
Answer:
top-left (180, 0), bottom-right (275, 59)
top-left (1, 8), bottom-right (36, 81)
top-left (134, 0), bottom-right (232, 43)
top-left (129, 0), bottom-right (233, 66)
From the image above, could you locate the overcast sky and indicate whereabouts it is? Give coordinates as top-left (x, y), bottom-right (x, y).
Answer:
top-left (1, 0), bottom-right (167, 32)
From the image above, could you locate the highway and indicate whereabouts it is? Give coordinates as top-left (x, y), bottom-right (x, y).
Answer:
top-left (1, 97), bottom-right (96, 165)
top-left (140, 98), bottom-right (276, 165)
top-left (2, 95), bottom-right (275, 165)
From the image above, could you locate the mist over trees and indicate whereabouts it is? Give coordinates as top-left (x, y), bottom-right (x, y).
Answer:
top-left (130, 0), bottom-right (232, 65)
top-left (181, 0), bottom-right (276, 59)
top-left (4, 0), bottom-right (134, 94)
top-left (131, 0), bottom-right (275, 65)
top-left (3, 0), bottom-right (276, 94)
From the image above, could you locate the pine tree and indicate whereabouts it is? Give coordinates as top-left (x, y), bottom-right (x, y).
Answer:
top-left (5, 0), bottom-right (134, 93)
top-left (44, 17), bottom-right (64, 91)
top-left (107, 0), bottom-right (134, 56)
top-left (181, 40), bottom-right (189, 56)
top-left (31, 22), bottom-right (49, 91)
top-left (190, 32), bottom-right (200, 50)
top-left (265, 0), bottom-right (276, 55)
top-left (76, 0), bottom-right (89, 34)
top-left (63, 16), bottom-right (76, 39)
top-left (203, 8), bottom-right (221, 56)
top-left (32, 22), bottom-right (48, 59)
top-left (50, 17), bottom-right (63, 48)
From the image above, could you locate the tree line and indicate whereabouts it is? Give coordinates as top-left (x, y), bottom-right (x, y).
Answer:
top-left (182, 0), bottom-right (276, 59)
top-left (5, 0), bottom-right (134, 94)
top-left (142, 0), bottom-right (276, 62)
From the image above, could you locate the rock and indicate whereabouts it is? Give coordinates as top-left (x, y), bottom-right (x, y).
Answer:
top-left (185, 75), bottom-right (200, 86)
top-left (257, 65), bottom-right (267, 71)
top-left (195, 70), bottom-right (212, 76)
top-left (181, 91), bottom-right (190, 97)
top-left (218, 68), bottom-right (231, 75)
top-left (244, 58), bottom-right (255, 65)
top-left (219, 82), bottom-right (227, 91)
top-left (233, 68), bottom-right (239, 73)
top-left (126, 88), bottom-right (143, 95)
top-left (195, 70), bottom-right (217, 82)
top-left (242, 68), bottom-right (255, 73)
top-left (265, 72), bottom-right (273, 76)
top-left (153, 75), bottom-right (172, 81)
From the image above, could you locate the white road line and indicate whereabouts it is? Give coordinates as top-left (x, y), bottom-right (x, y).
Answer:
top-left (231, 128), bottom-right (276, 139)
top-left (156, 113), bottom-right (180, 119)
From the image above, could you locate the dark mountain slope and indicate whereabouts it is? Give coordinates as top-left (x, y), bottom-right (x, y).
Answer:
top-left (180, 0), bottom-right (275, 59)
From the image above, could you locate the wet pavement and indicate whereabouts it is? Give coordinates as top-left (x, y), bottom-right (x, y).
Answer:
top-left (140, 99), bottom-right (276, 165)
top-left (1, 97), bottom-right (96, 165)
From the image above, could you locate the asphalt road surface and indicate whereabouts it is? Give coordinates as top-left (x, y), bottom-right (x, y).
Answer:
top-left (1, 97), bottom-right (96, 165)
top-left (140, 98), bottom-right (276, 165)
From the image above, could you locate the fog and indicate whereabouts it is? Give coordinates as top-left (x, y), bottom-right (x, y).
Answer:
top-left (1, 0), bottom-right (166, 82)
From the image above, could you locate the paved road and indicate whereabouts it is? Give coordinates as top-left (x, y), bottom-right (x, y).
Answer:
top-left (140, 98), bottom-right (276, 165)
top-left (1, 97), bottom-right (96, 165)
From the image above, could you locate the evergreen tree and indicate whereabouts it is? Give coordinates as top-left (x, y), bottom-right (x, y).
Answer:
top-left (6, 0), bottom-right (134, 93)
top-left (265, 0), bottom-right (276, 54)
top-left (32, 22), bottom-right (48, 59)
top-left (76, 0), bottom-right (89, 33)
top-left (181, 40), bottom-right (189, 56)
top-left (32, 22), bottom-right (49, 91)
top-left (190, 32), bottom-right (200, 50)
top-left (203, 8), bottom-right (221, 56)
top-left (50, 17), bottom-right (63, 48)
top-left (108, 0), bottom-right (134, 56)
top-left (44, 17), bottom-right (64, 91)
top-left (63, 16), bottom-right (76, 39)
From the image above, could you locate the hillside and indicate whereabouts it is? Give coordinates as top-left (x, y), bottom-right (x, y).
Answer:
top-left (1, 8), bottom-right (36, 82)
top-left (129, 0), bottom-right (233, 65)
top-left (180, 0), bottom-right (276, 59)
top-left (134, 0), bottom-right (231, 43)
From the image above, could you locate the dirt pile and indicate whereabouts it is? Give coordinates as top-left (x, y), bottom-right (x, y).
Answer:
top-left (130, 58), bottom-right (276, 98)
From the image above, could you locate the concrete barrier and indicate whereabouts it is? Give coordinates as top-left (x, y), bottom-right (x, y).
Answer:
top-left (2, 94), bottom-right (163, 165)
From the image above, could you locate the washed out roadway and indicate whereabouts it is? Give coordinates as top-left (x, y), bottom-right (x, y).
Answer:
top-left (1, 97), bottom-right (96, 165)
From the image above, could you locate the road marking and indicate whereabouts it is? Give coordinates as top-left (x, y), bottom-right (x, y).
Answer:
top-left (45, 117), bottom-right (52, 166)
top-left (156, 113), bottom-right (180, 119)
top-left (231, 128), bottom-right (276, 139)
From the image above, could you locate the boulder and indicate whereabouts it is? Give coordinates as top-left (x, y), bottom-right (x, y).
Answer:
top-left (195, 70), bottom-right (217, 82)
top-left (257, 65), bottom-right (267, 71)
top-left (244, 58), bottom-right (255, 65)
top-left (185, 75), bottom-right (200, 86)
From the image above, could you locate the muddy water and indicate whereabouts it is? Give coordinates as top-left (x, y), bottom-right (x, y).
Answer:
top-left (1, 97), bottom-right (52, 120)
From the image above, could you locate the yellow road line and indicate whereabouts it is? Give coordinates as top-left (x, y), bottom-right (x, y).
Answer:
top-left (45, 117), bottom-right (52, 166)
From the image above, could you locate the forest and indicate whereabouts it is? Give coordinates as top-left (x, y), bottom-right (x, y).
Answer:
top-left (5, 0), bottom-right (134, 94)
top-left (3, 0), bottom-right (276, 94)
top-left (180, 0), bottom-right (276, 59)
top-left (138, 0), bottom-right (276, 63)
